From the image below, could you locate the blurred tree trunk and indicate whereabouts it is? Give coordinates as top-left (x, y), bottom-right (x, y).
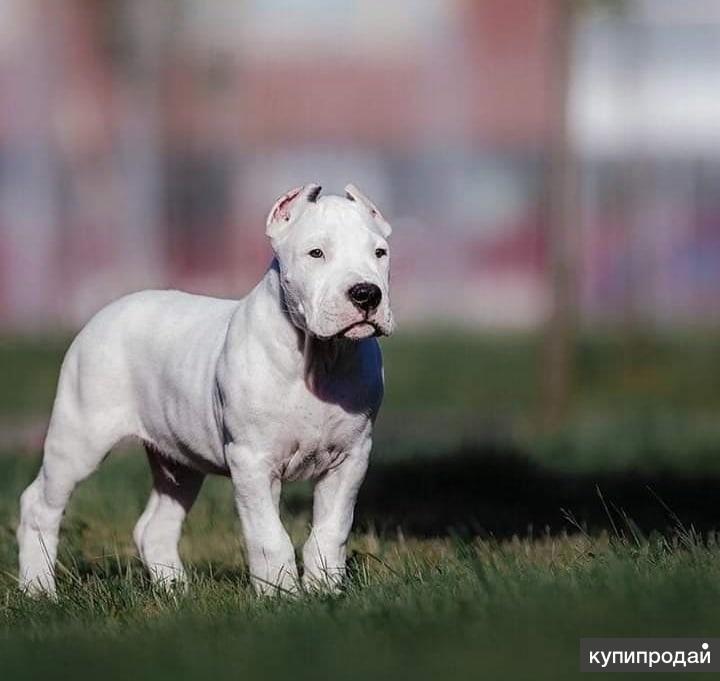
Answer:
top-left (541, 0), bottom-right (580, 429)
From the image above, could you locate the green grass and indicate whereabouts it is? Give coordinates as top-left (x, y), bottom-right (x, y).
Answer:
top-left (2, 454), bottom-right (720, 681)
top-left (6, 330), bottom-right (720, 418)
top-left (2, 331), bottom-right (720, 679)
top-left (0, 336), bottom-right (68, 420)
top-left (4, 330), bottom-right (720, 470)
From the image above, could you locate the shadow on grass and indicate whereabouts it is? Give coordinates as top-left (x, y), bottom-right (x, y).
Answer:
top-left (336, 446), bottom-right (720, 539)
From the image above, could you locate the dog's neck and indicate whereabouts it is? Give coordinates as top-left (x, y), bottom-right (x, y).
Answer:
top-left (245, 259), bottom-right (359, 389)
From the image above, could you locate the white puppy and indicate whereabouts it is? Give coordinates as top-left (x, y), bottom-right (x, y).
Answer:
top-left (17, 183), bottom-right (394, 595)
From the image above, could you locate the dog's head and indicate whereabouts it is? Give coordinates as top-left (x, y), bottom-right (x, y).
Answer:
top-left (266, 183), bottom-right (394, 341)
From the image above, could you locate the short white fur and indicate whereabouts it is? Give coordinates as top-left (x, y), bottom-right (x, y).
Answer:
top-left (17, 183), bottom-right (393, 596)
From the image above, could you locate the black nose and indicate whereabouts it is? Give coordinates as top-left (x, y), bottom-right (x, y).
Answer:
top-left (348, 283), bottom-right (382, 312)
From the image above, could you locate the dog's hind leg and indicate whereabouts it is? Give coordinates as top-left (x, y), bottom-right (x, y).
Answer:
top-left (17, 415), bottom-right (121, 596)
top-left (133, 446), bottom-right (204, 588)
top-left (17, 335), bottom-right (134, 596)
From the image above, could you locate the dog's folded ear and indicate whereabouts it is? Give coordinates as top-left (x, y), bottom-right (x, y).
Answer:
top-left (266, 183), bottom-right (322, 241)
top-left (344, 183), bottom-right (392, 238)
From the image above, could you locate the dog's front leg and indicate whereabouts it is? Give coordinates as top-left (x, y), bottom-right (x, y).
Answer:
top-left (302, 441), bottom-right (371, 591)
top-left (227, 445), bottom-right (298, 595)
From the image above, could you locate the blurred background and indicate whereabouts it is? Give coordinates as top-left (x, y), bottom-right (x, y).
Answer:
top-left (2, 0), bottom-right (719, 330)
top-left (1, 0), bottom-right (720, 532)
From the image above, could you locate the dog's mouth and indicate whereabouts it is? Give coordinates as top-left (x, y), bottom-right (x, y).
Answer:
top-left (338, 320), bottom-right (380, 340)
top-left (315, 320), bottom-right (383, 342)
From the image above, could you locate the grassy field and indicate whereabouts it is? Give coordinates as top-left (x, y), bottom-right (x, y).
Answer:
top-left (4, 329), bottom-right (720, 468)
top-left (1, 331), bottom-right (720, 679)
top-left (3, 454), bottom-right (720, 681)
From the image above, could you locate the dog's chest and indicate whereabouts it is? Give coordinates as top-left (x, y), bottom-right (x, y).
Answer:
top-left (275, 394), bottom-right (368, 481)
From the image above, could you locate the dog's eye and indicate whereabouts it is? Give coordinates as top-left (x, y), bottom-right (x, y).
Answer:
top-left (308, 249), bottom-right (324, 259)
top-left (375, 248), bottom-right (388, 258)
